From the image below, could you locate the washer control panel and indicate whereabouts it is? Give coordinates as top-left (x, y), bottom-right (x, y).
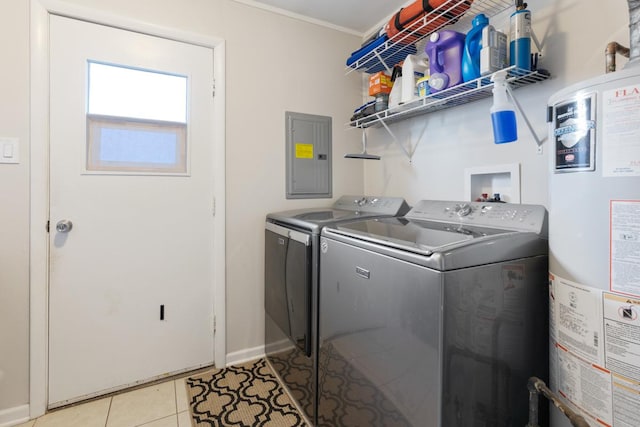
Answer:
top-left (333, 195), bottom-right (410, 215)
top-left (406, 200), bottom-right (547, 234)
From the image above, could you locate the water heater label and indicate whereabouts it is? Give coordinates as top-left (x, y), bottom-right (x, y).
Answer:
top-left (552, 93), bottom-right (596, 172)
top-left (549, 273), bottom-right (640, 426)
top-left (610, 200), bottom-right (640, 296)
top-left (603, 85), bottom-right (640, 177)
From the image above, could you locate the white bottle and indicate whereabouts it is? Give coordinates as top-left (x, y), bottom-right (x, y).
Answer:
top-left (388, 66), bottom-right (403, 109)
top-left (400, 54), bottom-right (429, 104)
top-left (480, 25), bottom-right (508, 75)
top-left (490, 70), bottom-right (517, 144)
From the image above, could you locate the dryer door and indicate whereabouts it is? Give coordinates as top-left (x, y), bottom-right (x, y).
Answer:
top-left (264, 223), bottom-right (312, 356)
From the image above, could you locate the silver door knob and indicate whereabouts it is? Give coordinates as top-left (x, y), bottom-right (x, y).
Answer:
top-left (56, 220), bottom-right (73, 233)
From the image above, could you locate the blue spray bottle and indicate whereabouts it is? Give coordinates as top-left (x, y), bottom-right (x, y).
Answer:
top-left (510, 0), bottom-right (531, 71)
top-left (490, 70), bottom-right (517, 144)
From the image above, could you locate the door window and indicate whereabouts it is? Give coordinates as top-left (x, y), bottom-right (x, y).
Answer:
top-left (86, 61), bottom-right (188, 173)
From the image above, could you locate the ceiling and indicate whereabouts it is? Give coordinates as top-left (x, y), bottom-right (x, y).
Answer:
top-left (230, 0), bottom-right (410, 36)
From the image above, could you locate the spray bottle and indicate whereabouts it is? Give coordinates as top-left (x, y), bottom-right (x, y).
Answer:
top-left (490, 70), bottom-right (517, 144)
top-left (510, 0), bottom-right (531, 71)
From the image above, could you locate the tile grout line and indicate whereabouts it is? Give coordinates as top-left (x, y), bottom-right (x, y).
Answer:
top-left (173, 379), bottom-right (178, 417)
top-left (104, 396), bottom-right (113, 427)
top-left (132, 382), bottom-right (179, 427)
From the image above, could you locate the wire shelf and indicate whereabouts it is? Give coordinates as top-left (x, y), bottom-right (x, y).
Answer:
top-left (349, 67), bottom-right (550, 129)
top-left (346, 0), bottom-right (514, 75)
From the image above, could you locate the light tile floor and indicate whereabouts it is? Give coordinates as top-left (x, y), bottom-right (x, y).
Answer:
top-left (14, 377), bottom-right (193, 427)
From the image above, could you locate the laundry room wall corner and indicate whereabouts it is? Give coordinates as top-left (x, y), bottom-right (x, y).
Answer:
top-left (0, 0), bottom-right (32, 420)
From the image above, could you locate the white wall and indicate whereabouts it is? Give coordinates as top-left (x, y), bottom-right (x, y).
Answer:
top-left (0, 0), bottom-right (364, 415)
top-left (0, 0), bottom-right (31, 415)
top-left (362, 0), bottom-right (630, 208)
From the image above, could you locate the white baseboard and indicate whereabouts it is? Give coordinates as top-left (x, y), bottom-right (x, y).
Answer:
top-left (0, 404), bottom-right (30, 427)
top-left (225, 345), bottom-right (265, 367)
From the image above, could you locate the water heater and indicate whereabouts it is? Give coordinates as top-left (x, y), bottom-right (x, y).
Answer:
top-left (548, 64), bottom-right (640, 427)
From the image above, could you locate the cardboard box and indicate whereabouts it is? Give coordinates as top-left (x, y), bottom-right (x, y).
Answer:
top-left (369, 71), bottom-right (393, 96)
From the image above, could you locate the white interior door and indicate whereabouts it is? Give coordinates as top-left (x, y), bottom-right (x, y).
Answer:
top-left (48, 15), bottom-right (216, 407)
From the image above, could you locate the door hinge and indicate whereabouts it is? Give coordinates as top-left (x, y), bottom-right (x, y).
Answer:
top-left (46, 220), bottom-right (50, 233)
top-left (212, 78), bottom-right (216, 98)
top-left (213, 315), bottom-right (217, 334)
top-left (212, 197), bottom-right (216, 216)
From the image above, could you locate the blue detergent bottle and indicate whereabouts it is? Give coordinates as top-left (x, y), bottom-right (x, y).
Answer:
top-left (462, 14), bottom-right (489, 82)
top-left (490, 70), bottom-right (517, 144)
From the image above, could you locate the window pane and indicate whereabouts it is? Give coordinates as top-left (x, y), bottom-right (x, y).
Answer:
top-left (88, 62), bottom-right (187, 123)
top-left (99, 128), bottom-right (178, 164)
top-left (87, 116), bottom-right (187, 173)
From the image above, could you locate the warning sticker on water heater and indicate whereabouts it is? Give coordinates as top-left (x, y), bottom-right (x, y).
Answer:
top-left (603, 85), bottom-right (640, 177)
top-left (549, 274), bottom-right (640, 426)
top-left (603, 293), bottom-right (640, 380)
top-left (610, 200), bottom-right (640, 296)
top-left (554, 275), bottom-right (604, 364)
top-left (603, 293), bottom-right (640, 426)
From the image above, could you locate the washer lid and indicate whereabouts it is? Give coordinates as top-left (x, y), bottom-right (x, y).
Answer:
top-left (327, 217), bottom-right (509, 255)
top-left (266, 195), bottom-right (410, 233)
top-left (323, 214), bottom-right (548, 270)
top-left (267, 208), bottom-right (384, 233)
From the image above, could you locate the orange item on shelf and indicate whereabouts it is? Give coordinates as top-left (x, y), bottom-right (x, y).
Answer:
top-left (368, 71), bottom-right (394, 96)
top-left (385, 0), bottom-right (474, 44)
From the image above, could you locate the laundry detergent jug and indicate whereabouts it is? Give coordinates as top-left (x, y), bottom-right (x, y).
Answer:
top-left (462, 14), bottom-right (488, 82)
top-left (425, 30), bottom-right (466, 93)
top-left (400, 54), bottom-right (429, 104)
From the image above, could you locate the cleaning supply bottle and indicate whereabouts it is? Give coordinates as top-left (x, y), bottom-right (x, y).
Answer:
top-left (388, 65), bottom-right (403, 109)
top-left (510, 0), bottom-right (532, 72)
top-left (490, 70), bottom-right (517, 144)
top-left (480, 25), bottom-right (508, 75)
top-left (425, 30), bottom-right (466, 93)
top-left (462, 14), bottom-right (489, 82)
top-left (400, 54), bottom-right (429, 104)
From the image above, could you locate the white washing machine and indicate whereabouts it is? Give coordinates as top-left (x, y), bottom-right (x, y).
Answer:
top-left (317, 200), bottom-right (549, 427)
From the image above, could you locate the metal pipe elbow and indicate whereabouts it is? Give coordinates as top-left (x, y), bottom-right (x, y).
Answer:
top-left (606, 41), bottom-right (630, 73)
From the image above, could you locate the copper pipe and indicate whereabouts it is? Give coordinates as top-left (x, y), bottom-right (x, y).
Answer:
top-left (526, 377), bottom-right (590, 427)
top-left (606, 42), bottom-right (630, 73)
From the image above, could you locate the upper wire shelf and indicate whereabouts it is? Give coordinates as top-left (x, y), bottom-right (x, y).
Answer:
top-left (349, 67), bottom-right (550, 129)
top-left (346, 0), bottom-right (514, 75)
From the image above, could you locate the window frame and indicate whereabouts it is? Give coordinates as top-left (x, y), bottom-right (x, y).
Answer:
top-left (84, 61), bottom-right (190, 176)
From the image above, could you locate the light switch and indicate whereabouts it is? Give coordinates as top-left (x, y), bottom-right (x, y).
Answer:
top-left (0, 137), bottom-right (19, 164)
top-left (4, 143), bottom-right (13, 158)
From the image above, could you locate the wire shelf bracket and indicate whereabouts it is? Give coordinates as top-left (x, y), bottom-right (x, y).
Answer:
top-left (505, 83), bottom-right (547, 154)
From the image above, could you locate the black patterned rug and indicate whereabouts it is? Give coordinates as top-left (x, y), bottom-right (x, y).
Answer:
top-left (186, 358), bottom-right (307, 426)
top-left (268, 343), bottom-right (411, 427)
